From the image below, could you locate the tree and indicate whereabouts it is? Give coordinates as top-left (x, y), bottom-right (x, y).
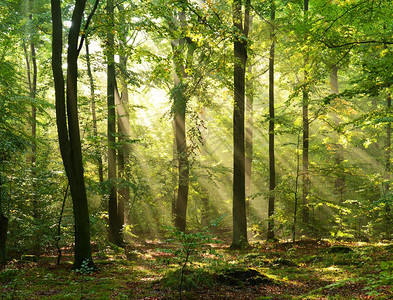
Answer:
top-left (22, 0), bottom-right (40, 253)
top-left (267, 1), bottom-right (276, 241)
top-left (50, 0), bottom-right (95, 268)
top-left (231, 0), bottom-right (250, 249)
top-left (85, 37), bottom-right (104, 184)
top-left (106, 0), bottom-right (123, 245)
top-left (171, 6), bottom-right (197, 233)
top-left (302, 0), bottom-right (310, 228)
top-left (114, 3), bottom-right (135, 230)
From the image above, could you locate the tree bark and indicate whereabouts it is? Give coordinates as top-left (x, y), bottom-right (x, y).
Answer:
top-left (107, 0), bottom-right (122, 245)
top-left (0, 213), bottom-right (7, 263)
top-left (386, 94), bottom-right (392, 193)
top-left (85, 38), bottom-right (104, 184)
top-left (302, 0), bottom-right (310, 227)
top-left (385, 94), bottom-right (392, 223)
top-left (51, 0), bottom-right (95, 269)
top-left (174, 98), bottom-right (189, 232)
top-left (330, 66), bottom-right (345, 201)
top-left (172, 10), bottom-right (194, 232)
top-left (116, 54), bottom-right (131, 228)
top-left (267, 2), bottom-right (276, 241)
top-left (23, 0), bottom-right (39, 252)
top-left (245, 66), bottom-right (253, 199)
top-left (231, 0), bottom-right (250, 249)
top-left (245, 14), bottom-right (254, 205)
top-left (0, 175), bottom-right (7, 263)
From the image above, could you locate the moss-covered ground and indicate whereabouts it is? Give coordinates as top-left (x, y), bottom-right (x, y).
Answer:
top-left (1, 236), bottom-right (393, 299)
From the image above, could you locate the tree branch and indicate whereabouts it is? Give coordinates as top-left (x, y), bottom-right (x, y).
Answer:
top-left (326, 40), bottom-right (393, 48)
top-left (77, 0), bottom-right (100, 55)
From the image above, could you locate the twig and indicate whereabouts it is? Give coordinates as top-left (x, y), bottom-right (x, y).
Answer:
top-left (56, 183), bottom-right (69, 265)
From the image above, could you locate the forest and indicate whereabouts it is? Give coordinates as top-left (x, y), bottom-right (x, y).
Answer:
top-left (1, 0), bottom-right (393, 298)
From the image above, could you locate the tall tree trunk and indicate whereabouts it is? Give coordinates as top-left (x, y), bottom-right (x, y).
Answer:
top-left (245, 13), bottom-right (254, 206)
top-left (23, 0), bottom-right (39, 252)
top-left (0, 175), bottom-right (8, 263)
top-left (174, 94), bottom-right (189, 232)
top-left (107, 0), bottom-right (122, 245)
top-left (199, 107), bottom-right (210, 227)
top-left (51, 0), bottom-right (95, 269)
top-left (85, 38), bottom-right (104, 184)
top-left (386, 94), bottom-right (392, 193)
top-left (330, 66), bottom-right (345, 201)
top-left (172, 10), bottom-right (195, 232)
top-left (116, 54), bottom-right (131, 228)
top-left (245, 65), bottom-right (253, 199)
top-left (267, 2), bottom-right (276, 241)
top-left (385, 94), bottom-right (392, 221)
top-left (231, 0), bottom-right (250, 249)
top-left (302, 0), bottom-right (310, 227)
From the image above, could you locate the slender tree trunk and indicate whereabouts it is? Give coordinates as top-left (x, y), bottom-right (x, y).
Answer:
top-left (245, 14), bottom-right (254, 202)
top-left (116, 54), bottom-right (131, 228)
top-left (85, 38), bottom-right (104, 184)
top-left (231, 0), bottom-right (250, 249)
top-left (385, 94), bottom-right (392, 222)
top-left (107, 0), bottom-right (122, 245)
top-left (245, 66), bottom-right (253, 199)
top-left (267, 2), bottom-right (276, 241)
top-left (174, 99), bottom-right (189, 232)
top-left (386, 94), bottom-right (392, 192)
top-left (172, 120), bottom-right (177, 220)
top-left (24, 38), bottom-right (37, 170)
top-left (302, 0), bottom-right (310, 227)
top-left (51, 0), bottom-right (95, 269)
top-left (172, 10), bottom-right (195, 232)
top-left (292, 131), bottom-right (301, 242)
top-left (23, 0), bottom-right (39, 252)
top-left (330, 66), bottom-right (345, 202)
top-left (199, 108), bottom-right (210, 227)
top-left (0, 175), bottom-right (8, 262)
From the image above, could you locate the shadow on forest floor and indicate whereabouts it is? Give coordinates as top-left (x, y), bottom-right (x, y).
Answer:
top-left (1, 235), bottom-right (393, 299)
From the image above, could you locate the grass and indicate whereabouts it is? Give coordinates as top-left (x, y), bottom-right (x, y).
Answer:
top-left (1, 236), bottom-right (393, 299)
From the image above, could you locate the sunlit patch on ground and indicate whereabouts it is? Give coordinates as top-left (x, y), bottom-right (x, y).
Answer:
top-left (1, 239), bottom-right (392, 299)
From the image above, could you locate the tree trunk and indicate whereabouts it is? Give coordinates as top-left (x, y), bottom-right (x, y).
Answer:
top-left (245, 66), bottom-right (253, 200)
top-left (302, 0), bottom-right (310, 227)
top-left (116, 54), bottom-right (131, 229)
top-left (245, 14), bottom-right (254, 203)
top-left (231, 0), bottom-right (250, 249)
top-left (172, 10), bottom-right (195, 232)
top-left (385, 94), bottom-right (392, 192)
top-left (23, 1), bottom-right (39, 253)
top-left (51, 0), bottom-right (95, 269)
top-left (174, 102), bottom-right (189, 232)
top-left (0, 175), bottom-right (7, 263)
top-left (0, 213), bottom-right (7, 263)
top-left (107, 0), bottom-right (122, 245)
top-left (385, 94), bottom-right (392, 221)
top-left (267, 2), bottom-right (276, 241)
top-left (85, 38), bottom-right (104, 184)
top-left (330, 66), bottom-right (345, 201)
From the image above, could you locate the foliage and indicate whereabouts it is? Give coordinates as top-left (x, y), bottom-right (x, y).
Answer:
top-left (162, 217), bottom-right (223, 296)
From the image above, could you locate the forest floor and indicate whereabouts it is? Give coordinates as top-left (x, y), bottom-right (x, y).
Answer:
top-left (1, 231), bottom-right (393, 299)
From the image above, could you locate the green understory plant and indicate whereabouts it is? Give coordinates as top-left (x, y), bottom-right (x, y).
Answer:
top-left (163, 217), bottom-right (224, 299)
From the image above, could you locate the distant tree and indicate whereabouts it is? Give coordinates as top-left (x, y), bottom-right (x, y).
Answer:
top-left (231, 0), bottom-right (250, 249)
top-left (302, 0), bottom-right (310, 227)
top-left (267, 1), bottom-right (276, 241)
top-left (0, 175), bottom-right (8, 262)
top-left (85, 37), bottom-right (104, 184)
